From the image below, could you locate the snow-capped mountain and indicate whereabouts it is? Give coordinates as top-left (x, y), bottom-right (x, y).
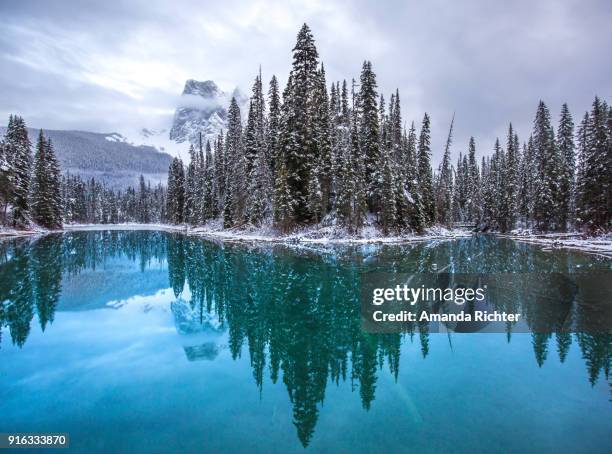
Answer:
top-left (168, 79), bottom-right (248, 148)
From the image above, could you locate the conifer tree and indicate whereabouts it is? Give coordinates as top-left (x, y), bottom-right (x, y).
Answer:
top-left (557, 103), bottom-right (575, 230)
top-left (403, 121), bottom-right (424, 231)
top-left (498, 124), bottom-right (519, 232)
top-left (278, 24), bottom-right (320, 226)
top-left (357, 61), bottom-right (381, 214)
top-left (436, 115), bottom-right (454, 227)
top-left (466, 137), bottom-right (481, 225)
top-left (248, 140), bottom-right (273, 224)
top-left (576, 97), bottom-right (610, 230)
top-left (389, 91), bottom-right (410, 231)
top-left (267, 75), bottom-right (281, 175)
top-left (532, 101), bottom-right (560, 231)
top-left (311, 64), bottom-right (333, 217)
top-left (273, 156), bottom-right (294, 233)
top-left (213, 133), bottom-right (225, 217)
top-left (518, 137), bottom-right (535, 225)
top-left (30, 131), bottom-right (62, 228)
top-left (4, 115), bottom-right (32, 226)
top-left (224, 97), bottom-right (245, 227)
top-left (202, 140), bottom-right (215, 221)
top-left (184, 144), bottom-right (197, 224)
top-left (166, 157), bottom-right (185, 224)
top-left (417, 113), bottom-right (435, 226)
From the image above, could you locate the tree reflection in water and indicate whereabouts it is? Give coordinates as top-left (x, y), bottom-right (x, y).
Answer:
top-left (0, 231), bottom-right (610, 446)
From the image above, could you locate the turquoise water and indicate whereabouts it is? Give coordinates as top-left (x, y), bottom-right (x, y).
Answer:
top-left (0, 231), bottom-right (610, 453)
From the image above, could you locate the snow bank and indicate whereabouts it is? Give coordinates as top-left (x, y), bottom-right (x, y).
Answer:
top-left (500, 231), bottom-right (612, 257)
top-left (188, 221), bottom-right (471, 245)
top-left (0, 225), bottom-right (48, 238)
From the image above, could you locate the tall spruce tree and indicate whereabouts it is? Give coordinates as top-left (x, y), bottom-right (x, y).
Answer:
top-left (166, 157), bottom-right (185, 224)
top-left (466, 137), bottom-right (481, 225)
top-left (417, 113), bottom-right (435, 226)
top-left (267, 75), bottom-right (281, 175)
top-left (184, 144), bottom-right (197, 224)
top-left (213, 133), bottom-right (225, 217)
top-left (202, 140), bottom-right (215, 221)
top-left (576, 97), bottom-right (610, 230)
top-left (30, 131), bottom-right (62, 229)
top-left (4, 115), bottom-right (32, 226)
top-left (532, 101), bottom-right (560, 231)
top-left (498, 123), bottom-right (519, 232)
top-left (557, 103), bottom-right (575, 230)
top-left (357, 61), bottom-right (381, 214)
top-left (224, 97), bottom-right (245, 227)
top-left (436, 115), bottom-right (454, 227)
top-left (277, 24), bottom-right (320, 226)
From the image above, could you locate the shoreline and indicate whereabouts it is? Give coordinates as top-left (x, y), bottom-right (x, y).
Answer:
top-left (2, 223), bottom-right (611, 256)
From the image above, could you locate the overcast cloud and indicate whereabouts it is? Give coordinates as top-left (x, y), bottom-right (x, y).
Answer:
top-left (1, 0), bottom-right (610, 162)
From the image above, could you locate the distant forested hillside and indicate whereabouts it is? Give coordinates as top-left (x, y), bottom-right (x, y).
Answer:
top-left (0, 127), bottom-right (173, 188)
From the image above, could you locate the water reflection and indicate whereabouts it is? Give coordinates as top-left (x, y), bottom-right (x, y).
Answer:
top-left (0, 231), bottom-right (610, 447)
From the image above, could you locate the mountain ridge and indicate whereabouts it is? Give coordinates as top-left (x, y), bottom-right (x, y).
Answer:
top-left (0, 127), bottom-right (173, 189)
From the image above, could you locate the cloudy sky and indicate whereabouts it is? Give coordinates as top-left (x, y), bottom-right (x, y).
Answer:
top-left (1, 0), bottom-right (610, 162)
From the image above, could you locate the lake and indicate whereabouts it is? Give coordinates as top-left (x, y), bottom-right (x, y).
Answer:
top-left (0, 231), bottom-right (610, 453)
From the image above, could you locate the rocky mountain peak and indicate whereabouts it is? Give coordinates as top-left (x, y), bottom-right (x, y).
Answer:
top-left (169, 79), bottom-right (247, 147)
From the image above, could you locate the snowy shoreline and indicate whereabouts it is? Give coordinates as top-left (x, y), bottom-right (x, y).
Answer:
top-left (498, 231), bottom-right (612, 257)
top-left (2, 223), bottom-right (611, 256)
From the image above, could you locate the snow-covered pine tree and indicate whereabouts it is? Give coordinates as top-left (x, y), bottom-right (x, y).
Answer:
top-left (31, 131), bottom-right (56, 228)
top-left (213, 133), bottom-right (225, 217)
top-left (244, 100), bottom-right (257, 183)
top-left (498, 123), bottom-right (519, 232)
top-left (576, 97), bottom-right (610, 230)
top-left (273, 155), bottom-right (294, 233)
top-left (224, 97), bottom-right (245, 227)
top-left (466, 137), bottom-right (481, 225)
top-left (166, 157), bottom-right (185, 224)
top-left (451, 152), bottom-right (468, 223)
top-left (350, 81), bottom-right (368, 230)
top-left (0, 135), bottom-right (10, 225)
top-left (482, 140), bottom-right (503, 230)
top-left (267, 75), bottom-right (281, 176)
top-left (557, 103), bottom-right (575, 231)
top-left (435, 115), bottom-right (454, 227)
top-left (357, 61), bottom-right (381, 215)
top-left (403, 121), bottom-right (424, 231)
top-left (244, 71), bottom-right (266, 197)
top-left (390, 91), bottom-right (410, 231)
top-left (202, 140), bottom-right (215, 221)
top-left (532, 101), bottom-right (561, 231)
top-left (138, 175), bottom-right (151, 223)
top-left (184, 144), bottom-right (197, 224)
top-left (4, 115), bottom-right (32, 227)
top-left (248, 141), bottom-right (273, 225)
top-left (332, 80), bottom-right (354, 230)
top-left (518, 137), bottom-right (536, 226)
top-left (311, 64), bottom-right (332, 217)
top-left (278, 24), bottom-right (320, 226)
top-left (379, 144), bottom-right (397, 235)
top-left (417, 113), bottom-right (435, 226)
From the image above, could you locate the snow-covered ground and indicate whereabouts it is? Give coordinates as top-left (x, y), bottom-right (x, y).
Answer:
top-left (500, 230), bottom-right (612, 257)
top-left (0, 225), bottom-right (49, 238)
top-left (64, 223), bottom-right (188, 233)
top-left (188, 221), bottom-right (471, 244)
top-left (4, 223), bottom-right (611, 256)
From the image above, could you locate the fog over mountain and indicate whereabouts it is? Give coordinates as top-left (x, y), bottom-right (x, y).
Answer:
top-left (168, 79), bottom-right (248, 147)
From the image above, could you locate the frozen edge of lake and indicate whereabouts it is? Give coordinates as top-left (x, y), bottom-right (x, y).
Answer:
top-left (3, 223), bottom-right (611, 257)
